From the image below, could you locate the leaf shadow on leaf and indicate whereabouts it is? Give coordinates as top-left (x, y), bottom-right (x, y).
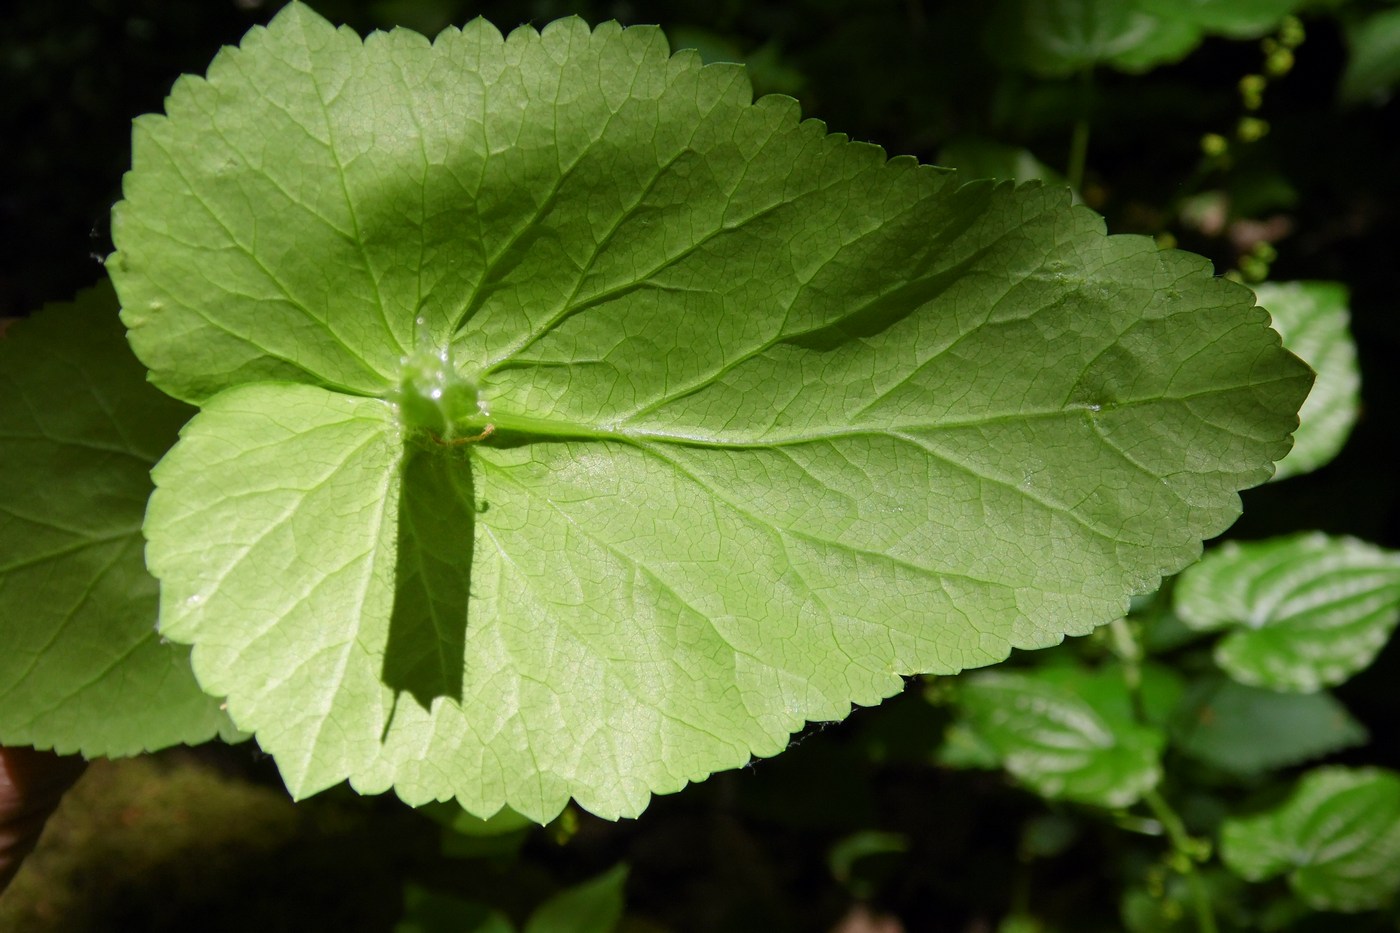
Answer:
top-left (381, 440), bottom-right (476, 712)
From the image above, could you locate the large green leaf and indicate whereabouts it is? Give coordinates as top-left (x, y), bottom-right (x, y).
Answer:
top-left (1169, 676), bottom-right (1367, 777)
top-left (112, 4), bottom-right (1308, 819)
top-left (1221, 767), bottom-right (1400, 912)
top-left (1253, 282), bottom-right (1359, 481)
top-left (1174, 533), bottom-right (1400, 692)
top-left (0, 282), bottom-right (229, 756)
top-left (949, 665), bottom-right (1180, 807)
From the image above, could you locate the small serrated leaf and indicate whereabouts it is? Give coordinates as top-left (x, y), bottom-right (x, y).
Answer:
top-left (952, 666), bottom-right (1174, 807)
top-left (1175, 533), bottom-right (1400, 692)
top-left (1253, 282), bottom-right (1360, 481)
top-left (1169, 676), bottom-right (1367, 776)
top-left (1221, 767), bottom-right (1400, 912)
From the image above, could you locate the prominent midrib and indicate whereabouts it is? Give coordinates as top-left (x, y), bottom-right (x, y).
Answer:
top-left (472, 375), bottom-right (1284, 450)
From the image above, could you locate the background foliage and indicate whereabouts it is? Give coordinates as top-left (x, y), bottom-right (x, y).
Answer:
top-left (2, 0), bottom-right (1398, 931)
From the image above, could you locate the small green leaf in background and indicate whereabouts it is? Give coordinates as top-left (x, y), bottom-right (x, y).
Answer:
top-left (1253, 282), bottom-right (1360, 481)
top-left (985, 0), bottom-right (1198, 76)
top-left (417, 801), bottom-right (535, 859)
top-left (396, 884), bottom-right (514, 933)
top-left (1221, 767), bottom-right (1400, 912)
top-left (1340, 6), bottom-right (1400, 106)
top-left (986, 0), bottom-right (1305, 77)
top-left (1169, 676), bottom-right (1367, 777)
top-left (1133, 0), bottom-right (1306, 38)
top-left (0, 281), bottom-right (229, 756)
top-left (937, 137), bottom-right (1074, 193)
top-left (524, 864), bottom-right (628, 933)
top-left (829, 830), bottom-right (909, 898)
top-left (950, 664), bottom-right (1181, 807)
top-left (1174, 533), bottom-right (1400, 692)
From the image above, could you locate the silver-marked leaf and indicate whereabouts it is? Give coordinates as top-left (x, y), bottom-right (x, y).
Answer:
top-left (1175, 533), bottom-right (1400, 692)
top-left (1169, 676), bottom-right (1367, 776)
top-left (1221, 767), bottom-right (1400, 912)
top-left (122, 4), bottom-right (1308, 820)
top-left (951, 665), bottom-right (1178, 807)
top-left (0, 282), bottom-right (230, 756)
top-left (1253, 282), bottom-right (1360, 481)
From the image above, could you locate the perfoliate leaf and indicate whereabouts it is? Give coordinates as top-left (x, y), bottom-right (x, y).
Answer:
top-left (1169, 676), bottom-right (1367, 777)
top-left (1174, 533), bottom-right (1400, 692)
top-left (524, 864), bottom-right (628, 933)
top-left (1221, 767), bottom-right (1400, 912)
top-left (113, 3), bottom-right (1308, 819)
top-left (950, 665), bottom-right (1178, 807)
top-left (1253, 282), bottom-right (1360, 481)
top-left (0, 282), bottom-right (229, 756)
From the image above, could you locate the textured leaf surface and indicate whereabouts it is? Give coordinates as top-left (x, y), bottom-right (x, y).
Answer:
top-left (1169, 676), bottom-right (1367, 776)
top-left (1221, 767), bottom-right (1400, 911)
top-left (951, 665), bottom-right (1178, 807)
top-left (0, 283), bottom-right (229, 756)
top-left (118, 4), bottom-right (1308, 819)
top-left (1175, 533), bottom-right (1400, 692)
top-left (1253, 282), bottom-right (1359, 481)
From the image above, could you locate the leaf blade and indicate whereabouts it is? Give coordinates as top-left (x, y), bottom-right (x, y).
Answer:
top-left (0, 282), bottom-right (230, 756)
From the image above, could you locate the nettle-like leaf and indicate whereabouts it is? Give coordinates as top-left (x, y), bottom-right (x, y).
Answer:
top-left (987, 0), bottom-right (1304, 77)
top-left (108, 3), bottom-right (1308, 820)
top-left (1169, 675), bottom-right (1367, 777)
top-left (1221, 767), bottom-right (1400, 912)
top-left (0, 282), bottom-right (231, 756)
top-left (1253, 282), bottom-right (1360, 481)
top-left (948, 665), bottom-right (1181, 807)
top-left (1175, 533), bottom-right (1400, 692)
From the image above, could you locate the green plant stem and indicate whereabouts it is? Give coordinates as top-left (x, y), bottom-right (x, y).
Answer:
top-left (1066, 67), bottom-right (1093, 193)
top-left (1110, 617), bottom-right (1219, 933)
top-left (1143, 789), bottom-right (1219, 933)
